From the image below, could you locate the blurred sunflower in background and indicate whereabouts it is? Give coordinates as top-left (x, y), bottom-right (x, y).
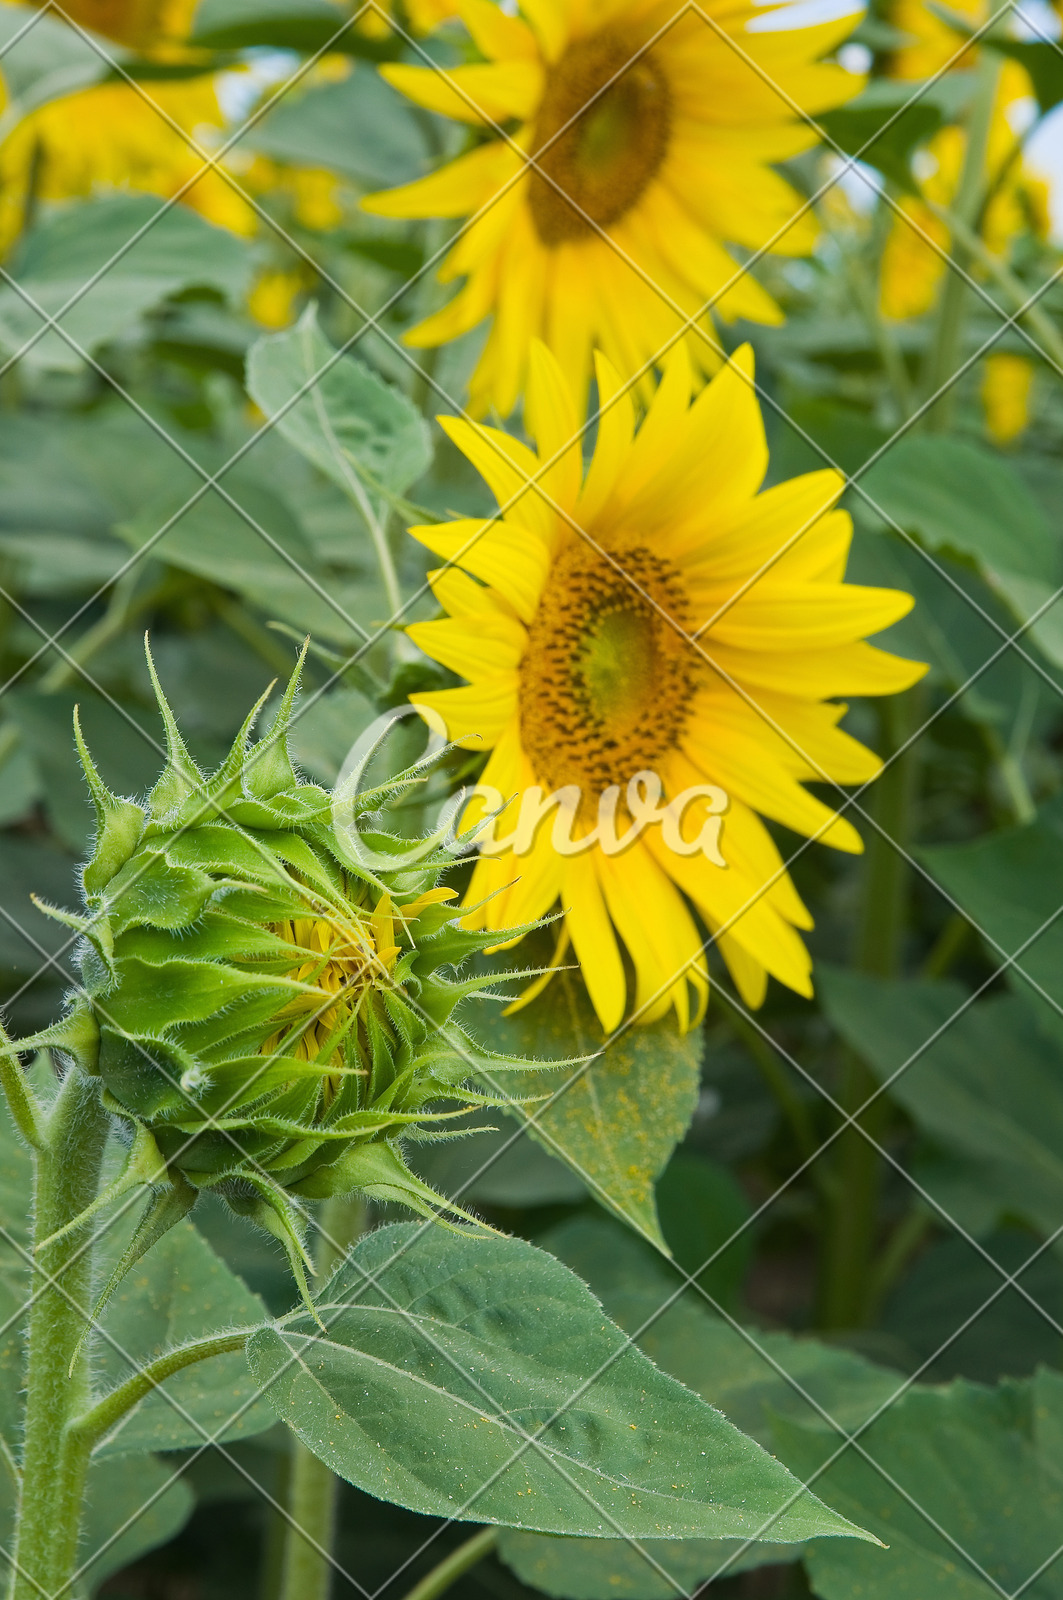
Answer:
top-left (405, 343), bottom-right (925, 1034)
top-left (364, 0), bottom-right (862, 417)
top-left (880, 0), bottom-right (1050, 442)
top-left (0, 0), bottom-right (255, 253)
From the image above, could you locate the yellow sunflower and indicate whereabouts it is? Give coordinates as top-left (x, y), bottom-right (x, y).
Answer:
top-left (0, 76), bottom-right (255, 253)
top-left (405, 343), bottom-right (925, 1033)
top-left (363, 0), bottom-right (861, 417)
top-left (19, 0), bottom-right (197, 50)
top-left (880, 0), bottom-right (1049, 310)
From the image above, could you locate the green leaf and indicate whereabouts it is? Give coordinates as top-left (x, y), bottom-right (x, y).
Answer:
top-left (780, 1371), bottom-right (1063, 1600)
top-left (0, 195), bottom-right (253, 372)
top-left (880, 1230), bottom-right (1063, 1383)
top-left (473, 975), bottom-right (703, 1248)
top-left (78, 1454), bottom-right (195, 1592)
top-left (0, 4), bottom-right (106, 116)
top-left (246, 1222), bottom-right (875, 1545)
top-left (819, 967), bottom-right (1063, 1244)
top-left (94, 1214), bottom-right (272, 1457)
top-left (655, 1152), bottom-right (753, 1314)
top-left (861, 435), bottom-right (1059, 588)
top-left (987, 36), bottom-right (1063, 112)
top-left (117, 472), bottom-right (386, 647)
top-left (246, 305), bottom-right (432, 526)
top-left (819, 86), bottom-right (944, 191)
top-left (920, 795), bottom-right (1063, 1015)
top-left (246, 68), bottom-right (429, 188)
top-left (191, 0), bottom-right (397, 55)
top-left (497, 1217), bottom-right (896, 1599)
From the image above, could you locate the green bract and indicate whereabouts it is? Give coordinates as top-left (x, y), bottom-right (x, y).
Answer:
top-left (23, 645), bottom-right (539, 1301)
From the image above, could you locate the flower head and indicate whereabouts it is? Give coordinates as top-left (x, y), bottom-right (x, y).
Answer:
top-left (24, 646), bottom-right (534, 1300)
top-left (363, 0), bottom-right (861, 417)
top-left (406, 343), bottom-right (925, 1033)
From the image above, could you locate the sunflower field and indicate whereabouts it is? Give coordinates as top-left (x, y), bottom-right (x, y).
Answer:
top-left (5, 0), bottom-right (1063, 1595)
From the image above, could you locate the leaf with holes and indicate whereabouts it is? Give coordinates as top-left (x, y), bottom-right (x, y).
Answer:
top-left (246, 1222), bottom-right (876, 1545)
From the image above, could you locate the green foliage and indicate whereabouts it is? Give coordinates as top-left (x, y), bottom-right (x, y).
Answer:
top-left (246, 1220), bottom-right (874, 1544)
top-left (472, 976), bottom-right (703, 1249)
top-left (246, 305), bottom-right (433, 526)
top-left (0, 196), bottom-right (252, 372)
top-left (781, 1371), bottom-right (1063, 1599)
top-left (497, 1217), bottom-right (897, 1598)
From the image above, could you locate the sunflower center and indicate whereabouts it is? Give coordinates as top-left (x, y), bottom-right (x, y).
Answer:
top-left (263, 911), bottom-right (379, 1095)
top-left (528, 30), bottom-right (671, 247)
top-left (520, 543), bottom-right (697, 798)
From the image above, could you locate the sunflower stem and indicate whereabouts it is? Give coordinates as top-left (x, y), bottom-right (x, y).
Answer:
top-left (8, 1063), bottom-right (110, 1600)
top-left (277, 1195), bottom-right (366, 1600)
top-left (817, 688), bottom-right (922, 1329)
top-left (922, 15), bottom-right (1005, 431)
top-left (401, 1528), bottom-right (498, 1600)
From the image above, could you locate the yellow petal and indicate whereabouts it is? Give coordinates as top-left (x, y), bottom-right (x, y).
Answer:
top-left (405, 613), bottom-right (526, 677)
top-left (561, 852), bottom-right (626, 1034)
top-left (410, 681), bottom-right (518, 749)
top-left (362, 140), bottom-right (517, 218)
top-left (379, 60), bottom-right (543, 123)
top-left (577, 350), bottom-right (635, 529)
top-left (410, 516), bottom-right (552, 622)
top-left (524, 340), bottom-right (583, 513)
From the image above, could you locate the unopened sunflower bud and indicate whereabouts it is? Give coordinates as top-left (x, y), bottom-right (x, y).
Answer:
top-left (24, 642), bottom-right (542, 1303)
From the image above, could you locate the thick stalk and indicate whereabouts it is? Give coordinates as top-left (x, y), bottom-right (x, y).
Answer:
top-left (923, 24), bottom-right (1004, 430)
top-left (8, 1065), bottom-right (110, 1600)
top-left (276, 1196), bottom-right (365, 1600)
top-left (817, 691), bottom-right (921, 1329)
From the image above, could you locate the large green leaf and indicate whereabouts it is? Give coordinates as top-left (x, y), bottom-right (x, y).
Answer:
top-left (246, 305), bottom-right (432, 526)
top-left (861, 435), bottom-right (1058, 588)
top-left (497, 1218), bottom-right (897, 1599)
top-left (0, 196), bottom-right (252, 372)
top-left (246, 1222), bottom-right (875, 1546)
top-left (78, 1455), bottom-right (195, 1592)
top-left (191, 0), bottom-right (396, 54)
top-left (860, 436), bottom-right (1063, 669)
top-left (118, 471), bottom-right (387, 647)
top-left (819, 968), bottom-right (1063, 1245)
top-left (782, 1370), bottom-right (1063, 1600)
top-left (920, 795), bottom-right (1063, 1015)
top-left (473, 975), bottom-right (703, 1248)
top-left (245, 68), bottom-right (428, 188)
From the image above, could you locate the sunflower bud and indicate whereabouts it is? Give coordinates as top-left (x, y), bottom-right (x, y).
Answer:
top-left (26, 643), bottom-right (537, 1302)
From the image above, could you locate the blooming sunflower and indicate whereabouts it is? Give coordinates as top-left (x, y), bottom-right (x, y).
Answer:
top-left (0, 76), bottom-right (255, 253)
top-left (19, 0), bottom-right (196, 50)
top-left (405, 343), bottom-right (925, 1033)
top-left (363, 0), bottom-right (861, 417)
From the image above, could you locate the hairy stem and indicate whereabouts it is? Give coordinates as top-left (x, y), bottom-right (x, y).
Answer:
top-left (8, 1065), bottom-right (110, 1600)
top-left (402, 1529), bottom-right (498, 1600)
top-left (277, 1196), bottom-right (366, 1600)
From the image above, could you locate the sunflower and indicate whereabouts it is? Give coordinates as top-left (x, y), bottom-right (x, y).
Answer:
top-left (880, 0), bottom-right (1049, 311)
top-left (363, 0), bottom-right (861, 417)
top-left (19, 0), bottom-right (196, 50)
top-left (405, 343), bottom-right (925, 1033)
